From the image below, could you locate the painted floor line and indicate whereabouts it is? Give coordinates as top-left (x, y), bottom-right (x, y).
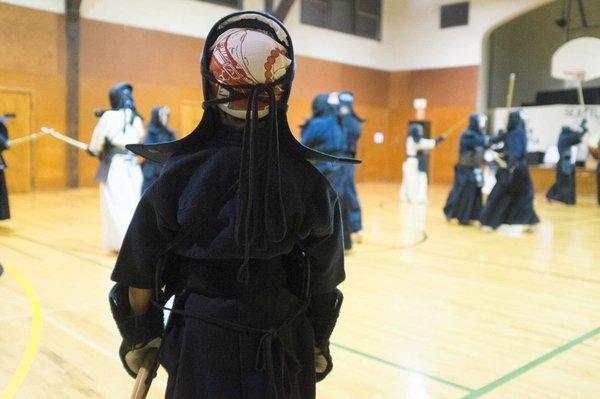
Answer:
top-left (0, 265), bottom-right (43, 399)
top-left (11, 233), bottom-right (113, 270)
top-left (424, 248), bottom-right (600, 287)
top-left (0, 302), bottom-right (105, 323)
top-left (331, 342), bottom-right (474, 393)
top-left (461, 325), bottom-right (600, 398)
top-left (45, 316), bottom-right (167, 389)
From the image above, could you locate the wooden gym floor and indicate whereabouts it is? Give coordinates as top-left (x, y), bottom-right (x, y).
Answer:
top-left (0, 183), bottom-right (599, 398)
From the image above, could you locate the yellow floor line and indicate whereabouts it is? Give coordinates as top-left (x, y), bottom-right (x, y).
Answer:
top-left (0, 265), bottom-right (43, 399)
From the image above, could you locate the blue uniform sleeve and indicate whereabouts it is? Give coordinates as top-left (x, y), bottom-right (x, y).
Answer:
top-left (301, 119), bottom-right (328, 150)
top-left (0, 123), bottom-right (8, 151)
top-left (507, 128), bottom-right (526, 167)
top-left (460, 131), bottom-right (488, 153)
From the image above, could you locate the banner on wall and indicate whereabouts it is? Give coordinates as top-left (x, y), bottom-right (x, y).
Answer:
top-left (491, 104), bottom-right (600, 162)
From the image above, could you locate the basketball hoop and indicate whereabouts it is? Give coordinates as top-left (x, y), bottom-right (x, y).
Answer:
top-left (563, 69), bottom-right (586, 82)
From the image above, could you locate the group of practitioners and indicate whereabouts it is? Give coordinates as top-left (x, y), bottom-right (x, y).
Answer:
top-left (441, 109), bottom-right (591, 232)
top-left (91, 85), bottom-right (366, 254)
top-left (300, 91), bottom-right (364, 252)
top-left (88, 83), bottom-right (175, 252)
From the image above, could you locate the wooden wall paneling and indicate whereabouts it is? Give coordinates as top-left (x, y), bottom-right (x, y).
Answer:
top-left (0, 4), bottom-right (67, 190)
top-left (180, 100), bottom-right (203, 136)
top-left (1, 3), bottom-right (483, 188)
top-left (530, 167), bottom-right (597, 195)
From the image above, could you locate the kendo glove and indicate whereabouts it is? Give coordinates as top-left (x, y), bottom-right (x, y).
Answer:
top-left (307, 288), bottom-right (343, 382)
top-left (109, 284), bottom-right (163, 378)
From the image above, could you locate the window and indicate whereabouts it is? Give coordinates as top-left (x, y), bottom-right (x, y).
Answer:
top-left (440, 2), bottom-right (469, 28)
top-left (301, 0), bottom-right (381, 40)
top-left (196, 0), bottom-right (242, 8)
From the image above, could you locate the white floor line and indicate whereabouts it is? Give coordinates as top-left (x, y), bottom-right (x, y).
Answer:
top-left (44, 301), bottom-right (106, 314)
top-left (0, 301), bottom-right (106, 323)
top-left (45, 315), bottom-right (167, 388)
top-left (0, 314), bottom-right (30, 322)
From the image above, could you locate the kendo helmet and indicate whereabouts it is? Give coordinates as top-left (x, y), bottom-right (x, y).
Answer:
top-left (408, 123), bottom-right (424, 141)
top-left (127, 11), bottom-right (360, 166)
top-left (311, 93), bottom-right (339, 117)
top-left (469, 113), bottom-right (488, 132)
top-left (507, 109), bottom-right (524, 131)
top-left (207, 28), bottom-right (292, 119)
top-left (339, 91), bottom-right (365, 121)
top-left (109, 82), bottom-right (135, 110)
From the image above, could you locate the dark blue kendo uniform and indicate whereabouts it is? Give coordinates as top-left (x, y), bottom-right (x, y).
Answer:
top-left (443, 114), bottom-right (502, 224)
top-left (339, 92), bottom-right (363, 234)
top-left (480, 111), bottom-right (540, 228)
top-left (0, 119), bottom-right (10, 221)
top-left (141, 107), bottom-right (176, 193)
top-left (301, 94), bottom-right (352, 250)
top-left (546, 123), bottom-right (587, 205)
top-left (109, 12), bottom-right (357, 399)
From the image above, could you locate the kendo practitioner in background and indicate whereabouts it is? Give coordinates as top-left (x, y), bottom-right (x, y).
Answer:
top-left (301, 93), bottom-right (353, 252)
top-left (480, 110), bottom-right (539, 231)
top-left (339, 91), bottom-right (364, 243)
top-left (400, 123), bottom-right (445, 204)
top-left (546, 120), bottom-right (588, 205)
top-left (89, 83), bottom-right (144, 252)
top-left (0, 115), bottom-right (11, 221)
top-left (443, 113), bottom-right (504, 225)
top-left (109, 11), bottom-right (356, 399)
top-left (141, 106), bottom-right (176, 193)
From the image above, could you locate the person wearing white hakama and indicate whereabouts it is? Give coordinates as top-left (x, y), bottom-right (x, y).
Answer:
top-left (89, 83), bottom-right (143, 252)
top-left (400, 123), bottom-right (445, 204)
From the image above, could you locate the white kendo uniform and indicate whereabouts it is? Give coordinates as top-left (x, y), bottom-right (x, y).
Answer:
top-left (400, 136), bottom-right (437, 204)
top-left (89, 109), bottom-right (144, 252)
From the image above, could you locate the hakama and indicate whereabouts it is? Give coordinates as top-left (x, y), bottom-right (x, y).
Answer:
top-left (89, 109), bottom-right (144, 252)
top-left (400, 136), bottom-right (437, 204)
top-left (546, 127), bottom-right (584, 205)
top-left (0, 121), bottom-right (10, 220)
top-left (480, 112), bottom-right (539, 229)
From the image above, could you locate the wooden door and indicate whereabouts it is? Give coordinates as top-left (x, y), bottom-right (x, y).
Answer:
top-left (0, 91), bottom-right (32, 193)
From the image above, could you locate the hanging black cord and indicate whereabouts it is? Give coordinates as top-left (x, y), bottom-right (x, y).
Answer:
top-left (233, 83), bottom-right (287, 284)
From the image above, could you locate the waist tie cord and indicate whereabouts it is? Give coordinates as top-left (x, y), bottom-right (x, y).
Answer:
top-left (159, 293), bottom-right (308, 399)
top-left (255, 328), bottom-right (300, 399)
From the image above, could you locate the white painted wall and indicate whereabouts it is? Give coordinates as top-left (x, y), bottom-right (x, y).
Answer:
top-left (1, 0), bottom-right (63, 13)
top-left (390, 0), bottom-right (554, 71)
top-left (3, 0), bottom-right (555, 71)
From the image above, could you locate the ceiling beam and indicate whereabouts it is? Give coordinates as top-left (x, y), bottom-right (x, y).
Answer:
top-left (575, 0), bottom-right (588, 28)
top-left (273, 0), bottom-right (296, 22)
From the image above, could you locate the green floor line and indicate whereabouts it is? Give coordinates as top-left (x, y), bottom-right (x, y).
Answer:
top-left (462, 326), bottom-right (600, 398)
top-left (12, 233), bottom-right (113, 270)
top-left (331, 342), bottom-right (474, 392)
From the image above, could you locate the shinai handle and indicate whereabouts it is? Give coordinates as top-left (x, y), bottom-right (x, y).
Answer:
top-left (130, 348), bottom-right (158, 399)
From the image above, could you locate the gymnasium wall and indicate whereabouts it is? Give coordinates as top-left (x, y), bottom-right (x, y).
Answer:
top-left (0, 4), bottom-right (66, 189)
top-left (4, 0), bottom-right (554, 71)
top-left (0, 2), bottom-right (479, 190)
